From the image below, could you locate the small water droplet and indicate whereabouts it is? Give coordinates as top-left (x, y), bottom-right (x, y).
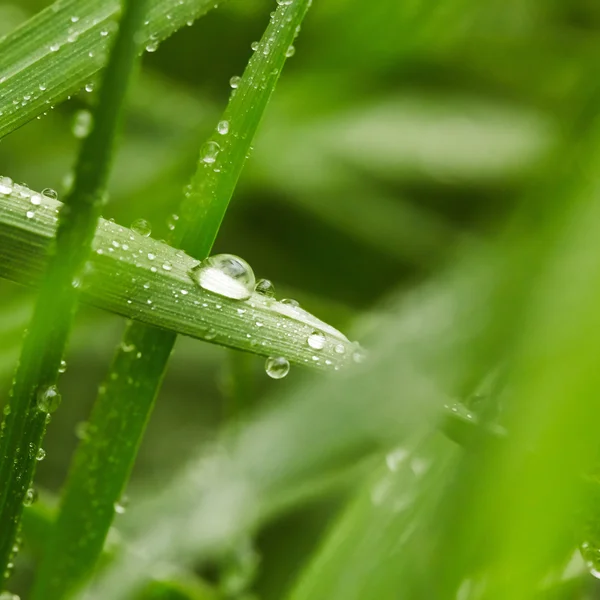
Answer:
top-left (162, 262), bottom-right (172, 271)
top-left (0, 176), bottom-right (13, 195)
top-left (190, 254), bottom-right (255, 300)
top-left (217, 120), bottom-right (230, 135)
top-left (30, 194), bottom-right (42, 206)
top-left (114, 496), bottom-right (128, 514)
top-left (85, 82), bottom-right (95, 93)
top-left (255, 278), bottom-right (275, 297)
top-left (229, 75), bottom-right (241, 89)
top-left (352, 346), bottom-right (366, 363)
top-left (334, 343), bottom-right (345, 354)
top-left (146, 40), bottom-right (159, 52)
top-left (265, 356), bottom-right (290, 379)
top-left (3, 405), bottom-right (11, 416)
top-left (147, 253), bottom-right (155, 261)
top-left (42, 187), bottom-right (58, 200)
top-left (307, 331), bottom-right (326, 350)
top-left (200, 140), bottom-right (221, 164)
top-left (50, 43), bottom-right (60, 52)
top-left (72, 109), bottom-right (93, 138)
top-left (281, 298), bottom-right (299, 307)
top-left (26, 210), bottom-right (35, 219)
top-left (23, 488), bottom-right (37, 507)
top-left (36, 448), bottom-right (46, 461)
top-left (36, 385), bottom-right (61, 413)
top-left (205, 327), bottom-right (217, 340)
top-left (285, 45), bottom-right (296, 57)
top-left (251, 41), bottom-right (259, 51)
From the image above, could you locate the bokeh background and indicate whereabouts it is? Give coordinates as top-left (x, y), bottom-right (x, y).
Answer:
top-left (2, 0), bottom-right (600, 597)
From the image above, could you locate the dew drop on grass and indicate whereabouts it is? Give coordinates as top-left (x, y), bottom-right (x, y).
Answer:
top-left (85, 82), bottom-right (95, 93)
top-left (75, 421), bottom-right (90, 441)
top-left (3, 405), bottom-right (10, 416)
top-left (229, 75), bottom-right (241, 89)
top-left (352, 346), bottom-right (366, 363)
top-left (30, 194), bottom-right (42, 206)
top-left (162, 262), bottom-right (172, 271)
top-left (59, 360), bottom-right (68, 374)
top-left (190, 254), bottom-right (255, 300)
top-left (26, 211), bottom-right (34, 219)
top-left (285, 45), bottom-right (296, 57)
top-left (255, 278), bottom-right (275, 297)
top-left (201, 140), bottom-right (221, 164)
top-left (36, 448), bottom-right (46, 461)
top-left (0, 176), bottom-right (13, 195)
top-left (205, 327), bottom-right (217, 340)
top-left (131, 218), bottom-right (151, 236)
top-left (36, 385), bottom-right (61, 413)
top-left (72, 109), bottom-right (93, 138)
top-left (334, 343), bottom-right (345, 354)
top-left (251, 41), bottom-right (259, 51)
top-left (146, 40), bottom-right (159, 52)
top-left (23, 488), bottom-right (37, 507)
top-left (217, 120), bottom-right (230, 135)
top-left (265, 356), bottom-right (290, 379)
top-left (307, 331), bottom-right (326, 350)
top-left (281, 298), bottom-right (299, 307)
top-left (41, 187), bottom-right (58, 200)
top-left (114, 496), bottom-right (128, 514)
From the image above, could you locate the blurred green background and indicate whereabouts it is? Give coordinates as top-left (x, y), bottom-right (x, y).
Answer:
top-left (2, 0), bottom-right (600, 597)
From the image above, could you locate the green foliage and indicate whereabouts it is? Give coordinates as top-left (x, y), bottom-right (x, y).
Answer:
top-left (3, 0), bottom-right (600, 599)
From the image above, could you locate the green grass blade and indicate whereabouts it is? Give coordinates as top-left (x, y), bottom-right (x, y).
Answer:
top-left (0, 0), bottom-right (149, 585)
top-left (0, 0), bottom-right (222, 139)
top-left (32, 2), bottom-right (317, 597)
top-left (0, 187), bottom-right (351, 366)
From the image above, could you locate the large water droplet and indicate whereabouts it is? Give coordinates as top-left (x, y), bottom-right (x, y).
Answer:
top-left (72, 109), bottom-right (93, 138)
top-left (131, 218), bottom-right (151, 237)
top-left (200, 140), bottom-right (221, 164)
top-left (42, 188), bottom-right (58, 200)
top-left (36, 385), bottom-right (61, 413)
top-left (255, 278), bottom-right (275, 297)
top-left (307, 331), bottom-right (326, 350)
top-left (190, 254), bottom-right (255, 300)
top-left (265, 356), bottom-right (290, 379)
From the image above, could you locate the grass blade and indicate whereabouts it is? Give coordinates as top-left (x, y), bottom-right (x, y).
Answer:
top-left (32, 1), bottom-right (316, 597)
top-left (0, 0), bottom-right (150, 586)
top-left (0, 187), bottom-right (352, 367)
top-left (0, 0), bottom-right (222, 139)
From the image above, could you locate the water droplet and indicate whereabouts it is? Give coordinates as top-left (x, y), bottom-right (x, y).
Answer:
top-left (251, 41), bottom-right (259, 51)
top-left (146, 41), bottom-right (159, 52)
top-left (36, 385), bottom-right (61, 413)
top-left (281, 298), bottom-right (299, 307)
top-left (0, 176), bottom-right (13, 195)
top-left (255, 278), bottom-right (275, 297)
top-left (36, 448), bottom-right (46, 461)
top-left (42, 188), bottom-right (58, 200)
top-left (162, 262), bottom-right (172, 271)
top-left (26, 210), bottom-right (35, 219)
top-left (352, 346), bottom-right (366, 363)
top-left (23, 488), bottom-right (37, 507)
top-left (285, 45), bottom-right (296, 57)
top-left (200, 140), bottom-right (221, 164)
top-left (114, 496), bottom-right (128, 514)
top-left (205, 327), bottom-right (217, 340)
top-left (85, 82), bottom-right (95, 93)
top-left (265, 356), bottom-right (290, 379)
top-left (147, 252), bottom-right (156, 261)
top-left (30, 194), bottom-right (42, 206)
top-left (131, 218), bottom-right (151, 237)
top-left (72, 109), bottom-right (93, 138)
top-left (229, 75), bottom-right (241, 89)
top-left (307, 331), bottom-right (326, 350)
top-left (277, 0), bottom-right (294, 4)
top-left (70, 15), bottom-right (80, 23)
top-left (50, 43), bottom-right (60, 52)
top-left (217, 120), bottom-right (230, 135)
top-left (190, 254), bottom-right (255, 300)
